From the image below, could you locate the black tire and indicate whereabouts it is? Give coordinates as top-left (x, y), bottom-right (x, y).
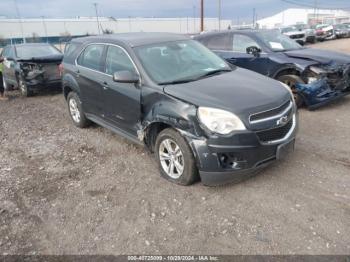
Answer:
top-left (18, 76), bottom-right (33, 97)
top-left (277, 74), bottom-right (305, 108)
top-left (67, 92), bottom-right (91, 128)
top-left (155, 128), bottom-right (198, 186)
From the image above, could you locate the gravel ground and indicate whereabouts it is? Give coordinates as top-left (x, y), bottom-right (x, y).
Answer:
top-left (0, 39), bottom-right (349, 255)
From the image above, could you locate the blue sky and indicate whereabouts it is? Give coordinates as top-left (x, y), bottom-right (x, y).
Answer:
top-left (0, 0), bottom-right (349, 22)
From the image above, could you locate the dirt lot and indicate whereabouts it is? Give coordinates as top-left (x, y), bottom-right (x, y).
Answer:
top-left (0, 38), bottom-right (349, 255)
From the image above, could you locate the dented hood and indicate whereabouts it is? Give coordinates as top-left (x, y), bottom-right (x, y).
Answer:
top-left (284, 48), bottom-right (350, 64)
top-left (163, 67), bottom-right (291, 119)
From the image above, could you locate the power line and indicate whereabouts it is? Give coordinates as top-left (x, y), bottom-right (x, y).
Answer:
top-left (281, 0), bottom-right (350, 9)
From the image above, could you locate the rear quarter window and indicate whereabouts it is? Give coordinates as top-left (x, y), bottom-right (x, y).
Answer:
top-left (63, 42), bottom-right (81, 64)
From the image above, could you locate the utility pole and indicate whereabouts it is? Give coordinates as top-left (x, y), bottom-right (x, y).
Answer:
top-left (200, 0), bottom-right (204, 32)
top-left (93, 3), bottom-right (101, 34)
top-left (252, 8), bottom-right (256, 29)
top-left (13, 0), bottom-right (25, 43)
top-left (193, 5), bottom-right (196, 33)
top-left (218, 0), bottom-right (222, 31)
top-left (41, 16), bottom-right (48, 43)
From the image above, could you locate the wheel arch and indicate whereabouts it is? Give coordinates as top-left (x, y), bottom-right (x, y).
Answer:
top-left (273, 65), bottom-right (303, 80)
top-left (62, 73), bottom-right (80, 100)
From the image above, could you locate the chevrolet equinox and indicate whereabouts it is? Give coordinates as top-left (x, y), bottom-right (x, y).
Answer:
top-left (62, 33), bottom-right (298, 186)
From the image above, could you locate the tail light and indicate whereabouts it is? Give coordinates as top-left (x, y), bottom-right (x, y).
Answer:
top-left (58, 63), bottom-right (64, 77)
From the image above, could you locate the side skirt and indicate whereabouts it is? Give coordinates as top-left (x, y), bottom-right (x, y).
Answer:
top-left (85, 113), bottom-right (144, 146)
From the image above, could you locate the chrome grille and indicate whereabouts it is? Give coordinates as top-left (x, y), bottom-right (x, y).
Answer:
top-left (249, 100), bottom-right (293, 124)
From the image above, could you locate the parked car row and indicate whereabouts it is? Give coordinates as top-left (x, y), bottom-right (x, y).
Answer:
top-left (283, 23), bottom-right (350, 44)
top-left (0, 29), bottom-right (349, 186)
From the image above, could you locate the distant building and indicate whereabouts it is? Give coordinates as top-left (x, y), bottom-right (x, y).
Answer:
top-left (257, 8), bottom-right (350, 29)
top-left (0, 17), bottom-right (232, 46)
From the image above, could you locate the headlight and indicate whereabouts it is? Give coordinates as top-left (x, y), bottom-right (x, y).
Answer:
top-left (307, 77), bottom-right (318, 84)
top-left (197, 107), bottom-right (246, 135)
top-left (309, 66), bottom-right (327, 75)
top-left (280, 82), bottom-right (295, 102)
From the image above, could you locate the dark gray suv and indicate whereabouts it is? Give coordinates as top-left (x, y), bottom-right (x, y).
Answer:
top-left (62, 33), bottom-right (298, 186)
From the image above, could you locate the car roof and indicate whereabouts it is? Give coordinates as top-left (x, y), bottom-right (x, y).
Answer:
top-left (4, 43), bottom-right (52, 48)
top-left (195, 29), bottom-right (277, 38)
top-left (71, 32), bottom-right (190, 47)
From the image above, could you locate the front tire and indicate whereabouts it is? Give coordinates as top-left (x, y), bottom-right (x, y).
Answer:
top-left (67, 92), bottom-right (90, 128)
top-left (18, 76), bottom-right (33, 97)
top-left (277, 74), bottom-right (305, 108)
top-left (155, 128), bottom-right (198, 186)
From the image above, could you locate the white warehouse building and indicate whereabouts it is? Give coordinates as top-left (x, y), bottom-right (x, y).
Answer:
top-left (257, 8), bottom-right (350, 29)
top-left (0, 17), bottom-right (232, 40)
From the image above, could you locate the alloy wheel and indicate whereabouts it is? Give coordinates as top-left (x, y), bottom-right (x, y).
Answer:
top-left (69, 98), bottom-right (81, 123)
top-left (159, 138), bottom-right (184, 179)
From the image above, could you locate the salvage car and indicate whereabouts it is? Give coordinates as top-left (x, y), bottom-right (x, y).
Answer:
top-left (334, 24), bottom-right (350, 38)
top-left (314, 24), bottom-right (335, 41)
top-left (61, 33), bottom-right (297, 186)
top-left (0, 43), bottom-right (63, 96)
top-left (194, 30), bottom-right (350, 109)
top-left (281, 25), bottom-right (316, 44)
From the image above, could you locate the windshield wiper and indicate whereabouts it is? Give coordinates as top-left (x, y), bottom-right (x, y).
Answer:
top-left (158, 69), bottom-right (232, 85)
top-left (195, 68), bottom-right (232, 80)
top-left (158, 78), bottom-right (198, 85)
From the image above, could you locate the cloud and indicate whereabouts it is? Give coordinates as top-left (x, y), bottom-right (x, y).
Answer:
top-left (3, 0), bottom-right (343, 21)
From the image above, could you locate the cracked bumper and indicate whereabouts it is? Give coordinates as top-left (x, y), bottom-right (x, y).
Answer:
top-left (185, 117), bottom-right (298, 186)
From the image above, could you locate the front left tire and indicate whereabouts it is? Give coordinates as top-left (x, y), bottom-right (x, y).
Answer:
top-left (155, 128), bottom-right (198, 186)
top-left (18, 76), bottom-right (33, 97)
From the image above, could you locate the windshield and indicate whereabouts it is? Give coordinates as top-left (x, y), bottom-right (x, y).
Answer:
top-left (257, 30), bottom-right (303, 52)
top-left (281, 27), bottom-right (297, 33)
top-left (335, 24), bottom-right (347, 30)
top-left (134, 40), bottom-right (231, 84)
top-left (15, 45), bottom-right (61, 59)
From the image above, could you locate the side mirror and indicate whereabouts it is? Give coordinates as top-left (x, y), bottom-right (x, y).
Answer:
top-left (0, 57), bottom-right (4, 63)
top-left (296, 40), bottom-right (305, 46)
top-left (113, 70), bottom-right (139, 84)
top-left (246, 46), bottom-right (261, 57)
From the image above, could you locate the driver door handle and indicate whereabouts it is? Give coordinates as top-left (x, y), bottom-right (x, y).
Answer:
top-left (74, 69), bottom-right (80, 77)
top-left (102, 81), bottom-right (108, 90)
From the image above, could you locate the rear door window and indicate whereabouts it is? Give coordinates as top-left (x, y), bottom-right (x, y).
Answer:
top-left (77, 44), bottom-right (104, 72)
top-left (205, 34), bottom-right (232, 51)
top-left (232, 34), bottom-right (260, 53)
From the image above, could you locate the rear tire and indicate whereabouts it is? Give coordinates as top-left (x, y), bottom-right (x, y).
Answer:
top-left (277, 74), bottom-right (305, 108)
top-left (67, 92), bottom-right (91, 128)
top-left (155, 128), bottom-right (198, 186)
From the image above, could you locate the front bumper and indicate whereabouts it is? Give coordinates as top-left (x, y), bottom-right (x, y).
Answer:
top-left (296, 77), bottom-right (350, 110)
top-left (186, 114), bottom-right (298, 186)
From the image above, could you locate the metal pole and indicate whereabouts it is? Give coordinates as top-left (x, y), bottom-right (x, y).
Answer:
top-left (41, 16), bottom-right (48, 43)
top-left (200, 0), bottom-right (204, 32)
top-left (13, 0), bottom-right (25, 43)
top-left (93, 3), bottom-right (101, 34)
top-left (218, 0), bottom-right (221, 31)
top-left (253, 8), bottom-right (256, 29)
top-left (193, 5), bottom-right (196, 33)
top-left (186, 16), bottom-right (189, 33)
